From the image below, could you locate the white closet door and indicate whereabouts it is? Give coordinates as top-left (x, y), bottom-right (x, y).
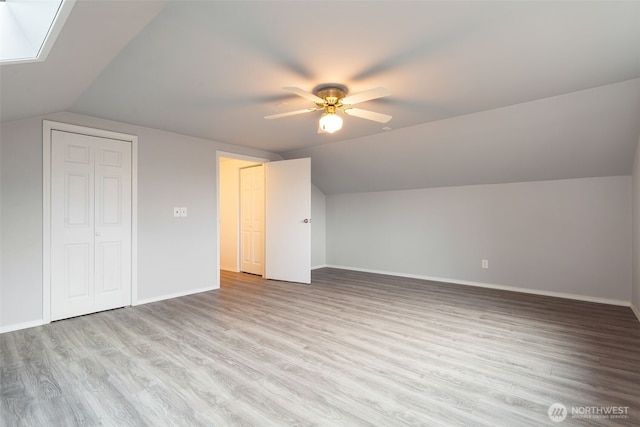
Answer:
top-left (240, 165), bottom-right (264, 275)
top-left (50, 130), bottom-right (132, 321)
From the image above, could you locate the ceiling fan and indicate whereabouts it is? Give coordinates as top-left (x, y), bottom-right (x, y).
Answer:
top-left (264, 84), bottom-right (392, 133)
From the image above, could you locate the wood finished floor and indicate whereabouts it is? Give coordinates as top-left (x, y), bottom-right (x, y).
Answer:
top-left (1, 268), bottom-right (639, 426)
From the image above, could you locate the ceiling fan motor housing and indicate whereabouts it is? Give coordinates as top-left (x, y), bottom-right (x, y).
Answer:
top-left (315, 87), bottom-right (346, 107)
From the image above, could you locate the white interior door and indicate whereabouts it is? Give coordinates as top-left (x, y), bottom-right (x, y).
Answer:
top-left (51, 130), bottom-right (132, 321)
top-left (265, 158), bottom-right (311, 284)
top-left (240, 165), bottom-right (264, 275)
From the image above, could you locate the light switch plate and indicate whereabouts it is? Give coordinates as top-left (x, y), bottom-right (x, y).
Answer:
top-left (173, 207), bottom-right (181, 217)
top-left (180, 207), bottom-right (187, 217)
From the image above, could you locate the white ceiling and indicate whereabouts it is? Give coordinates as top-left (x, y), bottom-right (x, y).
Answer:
top-left (1, 1), bottom-right (639, 194)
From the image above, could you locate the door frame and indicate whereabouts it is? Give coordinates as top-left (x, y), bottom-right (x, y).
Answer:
top-left (42, 120), bottom-right (138, 324)
top-left (216, 151), bottom-right (270, 287)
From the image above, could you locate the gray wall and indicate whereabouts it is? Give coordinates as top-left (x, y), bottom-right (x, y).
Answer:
top-left (327, 176), bottom-right (632, 302)
top-left (0, 112), bottom-right (280, 330)
top-left (311, 184), bottom-right (326, 269)
top-left (633, 135), bottom-right (640, 315)
top-left (1, 116), bottom-right (44, 328)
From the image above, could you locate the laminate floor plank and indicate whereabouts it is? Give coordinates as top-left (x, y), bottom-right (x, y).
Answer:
top-left (2, 268), bottom-right (639, 426)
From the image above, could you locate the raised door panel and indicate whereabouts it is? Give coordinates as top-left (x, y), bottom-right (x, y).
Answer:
top-left (64, 243), bottom-right (91, 300)
top-left (66, 172), bottom-right (91, 226)
top-left (95, 241), bottom-right (122, 293)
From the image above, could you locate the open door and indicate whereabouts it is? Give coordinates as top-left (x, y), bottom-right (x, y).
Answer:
top-left (265, 158), bottom-right (311, 284)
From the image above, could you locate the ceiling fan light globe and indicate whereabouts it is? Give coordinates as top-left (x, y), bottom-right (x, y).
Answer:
top-left (319, 113), bottom-right (343, 134)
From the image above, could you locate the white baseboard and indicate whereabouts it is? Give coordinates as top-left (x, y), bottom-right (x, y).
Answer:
top-left (631, 304), bottom-right (640, 323)
top-left (324, 265), bottom-right (630, 307)
top-left (134, 285), bottom-right (218, 306)
top-left (0, 319), bottom-right (45, 334)
top-left (1, 286), bottom-right (219, 333)
top-left (311, 264), bottom-right (328, 270)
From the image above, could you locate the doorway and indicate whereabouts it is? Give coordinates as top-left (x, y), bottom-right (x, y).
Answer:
top-left (219, 156), bottom-right (264, 275)
top-left (216, 152), bottom-right (312, 286)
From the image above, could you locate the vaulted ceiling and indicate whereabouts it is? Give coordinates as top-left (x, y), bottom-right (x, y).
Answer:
top-left (1, 1), bottom-right (639, 194)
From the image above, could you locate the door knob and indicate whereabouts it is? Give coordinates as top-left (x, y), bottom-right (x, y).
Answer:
top-left (303, 219), bottom-right (310, 223)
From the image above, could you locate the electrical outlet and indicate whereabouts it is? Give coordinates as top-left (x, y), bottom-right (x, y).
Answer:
top-left (482, 259), bottom-right (489, 269)
top-left (180, 207), bottom-right (188, 217)
top-left (173, 207), bottom-right (181, 217)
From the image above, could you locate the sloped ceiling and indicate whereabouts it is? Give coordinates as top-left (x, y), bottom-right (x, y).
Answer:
top-left (1, 1), bottom-right (639, 194)
top-left (0, 0), bottom-right (166, 122)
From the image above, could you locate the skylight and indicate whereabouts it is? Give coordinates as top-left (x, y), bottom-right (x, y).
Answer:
top-left (0, 0), bottom-right (75, 64)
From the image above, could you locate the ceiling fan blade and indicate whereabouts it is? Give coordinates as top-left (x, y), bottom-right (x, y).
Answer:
top-left (344, 108), bottom-right (392, 123)
top-left (264, 108), bottom-right (320, 120)
top-left (283, 87), bottom-right (325, 104)
top-left (341, 87), bottom-right (391, 105)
